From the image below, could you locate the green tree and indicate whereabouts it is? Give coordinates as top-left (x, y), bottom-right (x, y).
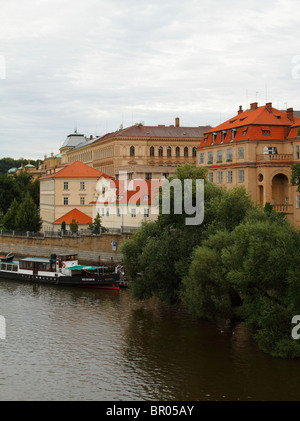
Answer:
top-left (0, 174), bottom-right (21, 214)
top-left (61, 221), bottom-right (66, 234)
top-left (69, 219), bottom-right (79, 233)
top-left (2, 198), bottom-right (20, 230)
top-left (89, 212), bottom-right (102, 234)
top-left (121, 165), bottom-right (254, 305)
top-left (15, 193), bottom-right (42, 232)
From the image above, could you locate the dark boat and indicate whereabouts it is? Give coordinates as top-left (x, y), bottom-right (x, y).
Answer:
top-left (0, 252), bottom-right (14, 262)
top-left (0, 253), bottom-right (120, 290)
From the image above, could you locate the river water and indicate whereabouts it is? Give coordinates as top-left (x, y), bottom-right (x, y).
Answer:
top-left (0, 279), bottom-right (300, 401)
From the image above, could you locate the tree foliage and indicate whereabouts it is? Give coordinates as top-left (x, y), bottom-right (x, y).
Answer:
top-left (121, 163), bottom-right (300, 358)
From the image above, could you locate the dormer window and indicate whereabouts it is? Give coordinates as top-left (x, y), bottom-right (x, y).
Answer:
top-left (221, 131), bottom-right (227, 143)
top-left (212, 133), bottom-right (217, 144)
top-left (231, 129), bottom-right (237, 142)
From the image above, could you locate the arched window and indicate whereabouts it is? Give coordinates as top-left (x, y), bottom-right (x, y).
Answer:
top-left (150, 146), bottom-right (154, 157)
top-left (184, 147), bottom-right (189, 157)
top-left (192, 147), bottom-right (197, 157)
top-left (167, 146), bottom-right (172, 157)
top-left (130, 146), bottom-right (135, 157)
top-left (176, 147), bottom-right (180, 157)
top-left (158, 146), bottom-right (163, 157)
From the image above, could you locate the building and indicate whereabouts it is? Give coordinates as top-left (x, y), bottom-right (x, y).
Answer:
top-left (197, 102), bottom-right (300, 227)
top-left (39, 160), bottom-right (111, 231)
top-left (92, 177), bottom-right (163, 231)
top-left (63, 118), bottom-right (211, 179)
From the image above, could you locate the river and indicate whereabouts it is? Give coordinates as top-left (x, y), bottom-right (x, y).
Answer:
top-left (0, 279), bottom-right (300, 401)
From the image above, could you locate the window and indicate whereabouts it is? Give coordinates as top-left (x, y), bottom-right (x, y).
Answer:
top-left (101, 208), bottom-right (105, 216)
top-left (296, 195), bottom-right (300, 209)
top-left (231, 129), bottom-right (237, 142)
top-left (167, 146), bottom-right (172, 157)
top-left (80, 182), bottom-right (85, 190)
top-left (193, 147), bottom-right (197, 157)
top-left (158, 146), bottom-right (163, 157)
top-left (238, 169), bottom-right (245, 183)
top-left (131, 208), bottom-right (136, 218)
top-left (242, 128), bottom-right (248, 136)
top-left (176, 147), bottom-right (180, 157)
top-left (208, 172), bottom-right (213, 182)
top-left (130, 146), bottom-right (135, 157)
top-left (227, 170), bottom-right (233, 183)
top-left (63, 182), bottom-right (69, 190)
top-left (208, 151), bottom-right (213, 164)
top-left (63, 197), bottom-right (68, 205)
top-left (145, 173), bottom-right (152, 180)
top-left (184, 147), bottom-right (189, 157)
top-left (163, 173), bottom-right (169, 179)
top-left (212, 133), bottom-right (217, 144)
top-left (80, 197), bottom-right (85, 205)
top-left (144, 208), bottom-right (150, 218)
top-left (150, 146), bottom-right (155, 157)
top-left (143, 194), bottom-right (149, 202)
top-left (262, 129), bottom-right (271, 135)
top-left (217, 150), bottom-right (222, 162)
top-left (238, 147), bottom-right (244, 159)
top-left (128, 173), bottom-right (133, 180)
top-left (217, 171), bottom-right (223, 183)
top-left (199, 153), bottom-right (204, 163)
top-left (227, 148), bottom-right (232, 161)
top-left (263, 146), bottom-right (278, 155)
top-left (221, 131), bottom-right (227, 143)
top-left (297, 145), bottom-right (300, 160)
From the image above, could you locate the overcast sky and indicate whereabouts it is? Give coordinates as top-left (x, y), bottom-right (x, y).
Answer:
top-left (1, 0), bottom-right (300, 160)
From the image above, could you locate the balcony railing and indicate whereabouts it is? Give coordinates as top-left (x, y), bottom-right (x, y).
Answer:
top-left (257, 154), bottom-right (294, 162)
top-left (272, 204), bottom-right (293, 213)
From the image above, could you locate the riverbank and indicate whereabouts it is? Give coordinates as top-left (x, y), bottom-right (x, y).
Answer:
top-left (0, 232), bottom-right (131, 264)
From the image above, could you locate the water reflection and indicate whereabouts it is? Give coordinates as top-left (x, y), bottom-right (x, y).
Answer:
top-left (0, 280), bottom-right (300, 401)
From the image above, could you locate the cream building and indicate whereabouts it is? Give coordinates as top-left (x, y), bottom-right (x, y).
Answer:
top-left (40, 160), bottom-right (111, 231)
top-left (92, 177), bottom-right (163, 231)
top-left (64, 118), bottom-right (211, 179)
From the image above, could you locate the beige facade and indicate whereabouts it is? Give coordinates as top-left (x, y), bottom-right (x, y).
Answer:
top-left (64, 119), bottom-right (211, 179)
top-left (197, 102), bottom-right (300, 227)
top-left (40, 161), bottom-right (110, 231)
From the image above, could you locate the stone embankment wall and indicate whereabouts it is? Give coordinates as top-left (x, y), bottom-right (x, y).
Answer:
top-left (0, 233), bottom-right (131, 264)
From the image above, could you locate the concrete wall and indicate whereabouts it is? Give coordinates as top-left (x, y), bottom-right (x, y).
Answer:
top-left (0, 233), bottom-right (131, 264)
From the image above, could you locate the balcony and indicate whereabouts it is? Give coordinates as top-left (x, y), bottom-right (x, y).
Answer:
top-left (257, 154), bottom-right (293, 162)
top-left (272, 204), bottom-right (293, 214)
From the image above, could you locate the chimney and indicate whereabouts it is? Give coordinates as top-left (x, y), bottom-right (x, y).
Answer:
top-left (175, 117), bottom-right (180, 127)
top-left (250, 102), bottom-right (258, 111)
top-left (287, 107), bottom-right (294, 121)
top-left (238, 105), bottom-right (243, 115)
top-left (90, 135), bottom-right (93, 140)
top-left (266, 102), bottom-right (272, 112)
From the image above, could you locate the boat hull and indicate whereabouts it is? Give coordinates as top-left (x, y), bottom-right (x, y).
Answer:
top-left (0, 270), bottom-right (120, 290)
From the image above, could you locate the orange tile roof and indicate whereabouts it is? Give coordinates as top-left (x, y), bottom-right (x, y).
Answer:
top-left (54, 208), bottom-right (92, 225)
top-left (40, 161), bottom-right (112, 180)
top-left (199, 103), bottom-right (300, 148)
top-left (97, 179), bottom-right (163, 206)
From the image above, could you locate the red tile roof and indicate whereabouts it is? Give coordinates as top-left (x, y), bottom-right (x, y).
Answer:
top-left (91, 124), bottom-right (211, 145)
top-left (97, 179), bottom-right (163, 206)
top-left (198, 103), bottom-right (300, 148)
top-left (40, 161), bottom-right (112, 180)
top-left (54, 208), bottom-right (93, 225)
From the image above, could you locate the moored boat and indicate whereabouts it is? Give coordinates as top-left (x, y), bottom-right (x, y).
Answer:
top-left (0, 252), bottom-right (14, 262)
top-left (0, 253), bottom-right (120, 290)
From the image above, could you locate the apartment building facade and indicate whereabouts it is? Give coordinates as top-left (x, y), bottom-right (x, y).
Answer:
top-left (197, 102), bottom-right (300, 227)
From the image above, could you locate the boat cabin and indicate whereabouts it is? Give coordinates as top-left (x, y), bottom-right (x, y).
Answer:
top-left (19, 257), bottom-right (56, 274)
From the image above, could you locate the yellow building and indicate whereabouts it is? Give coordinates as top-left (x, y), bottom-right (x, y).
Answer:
top-left (39, 161), bottom-right (111, 231)
top-left (197, 102), bottom-right (300, 227)
top-left (64, 118), bottom-right (211, 179)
